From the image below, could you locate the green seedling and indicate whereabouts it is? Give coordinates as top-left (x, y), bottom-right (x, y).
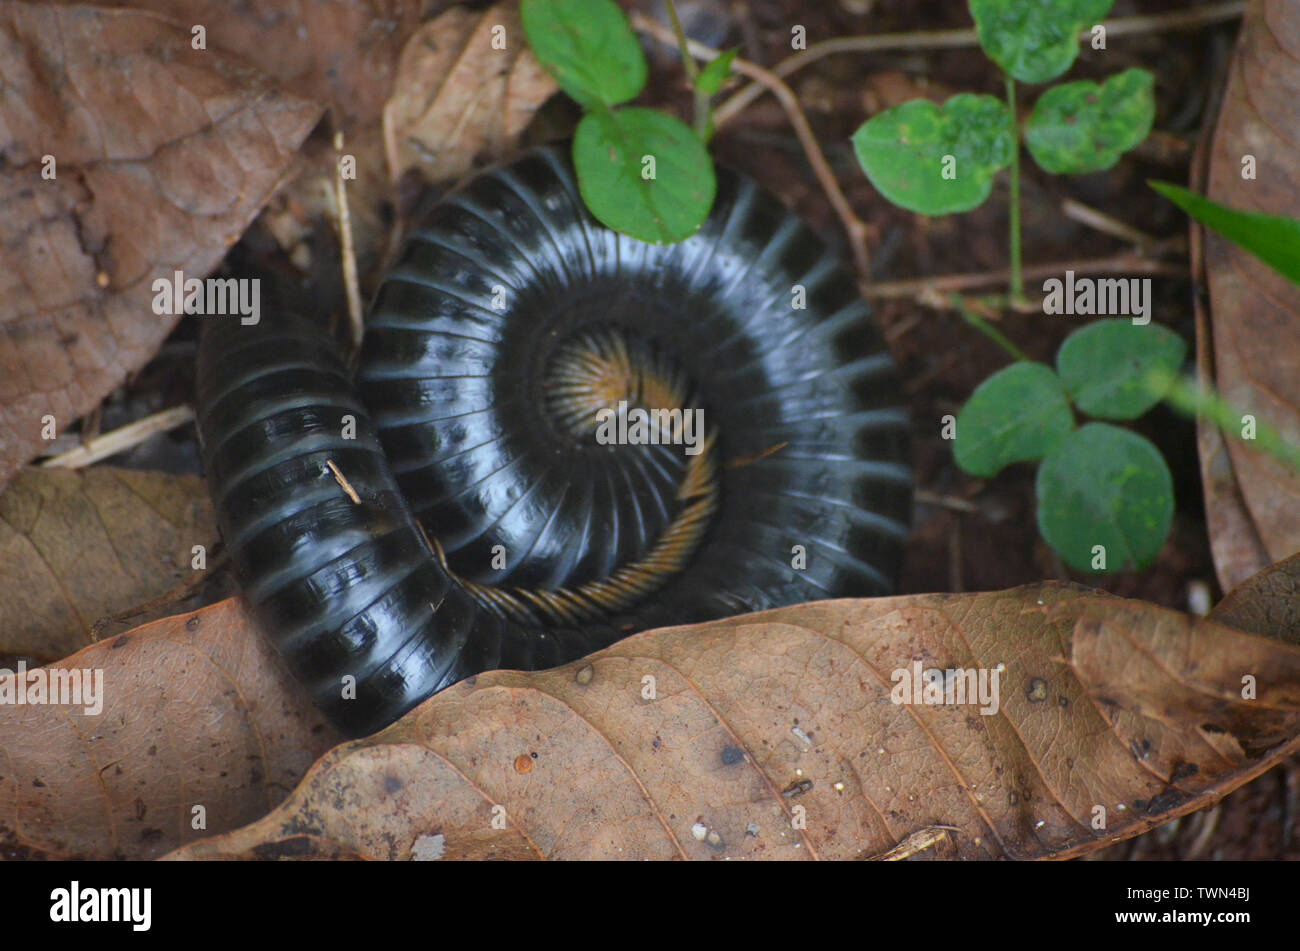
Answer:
top-left (851, 0), bottom-right (1154, 301)
top-left (521, 0), bottom-right (737, 243)
top-left (953, 317), bottom-right (1184, 573)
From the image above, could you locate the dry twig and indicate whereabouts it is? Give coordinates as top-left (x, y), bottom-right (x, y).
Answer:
top-left (40, 406), bottom-right (196, 469)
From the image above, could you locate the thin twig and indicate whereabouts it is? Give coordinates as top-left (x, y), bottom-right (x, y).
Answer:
top-left (714, 1), bottom-right (1247, 127)
top-left (1061, 198), bottom-right (1161, 249)
top-left (916, 489), bottom-right (978, 514)
top-left (865, 250), bottom-right (1187, 300)
top-left (631, 12), bottom-right (872, 279)
top-left (326, 459), bottom-right (363, 504)
top-left (40, 406), bottom-right (196, 469)
top-left (331, 130), bottom-right (365, 353)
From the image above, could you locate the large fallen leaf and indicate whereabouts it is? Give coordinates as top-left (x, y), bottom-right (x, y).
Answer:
top-left (0, 468), bottom-right (218, 661)
top-left (44, 0), bottom-right (436, 284)
top-left (383, 2), bottom-right (558, 185)
top-left (0, 598), bottom-right (339, 860)
top-left (1195, 0), bottom-right (1300, 588)
top-left (1208, 550), bottom-right (1300, 645)
top-left (0, 3), bottom-right (322, 490)
top-left (164, 583), bottom-right (1300, 861)
top-left (48, 0), bottom-right (428, 129)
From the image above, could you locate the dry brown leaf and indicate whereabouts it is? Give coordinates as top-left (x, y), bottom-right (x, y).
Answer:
top-left (0, 468), bottom-right (218, 661)
top-left (46, 0), bottom-right (429, 130)
top-left (382, 3), bottom-right (558, 185)
top-left (1196, 0), bottom-right (1300, 586)
top-left (162, 584), bottom-right (1300, 861)
top-left (1209, 550), bottom-right (1300, 645)
top-left (0, 3), bottom-right (322, 491)
top-left (42, 0), bottom-right (438, 285)
top-left (0, 597), bottom-right (339, 860)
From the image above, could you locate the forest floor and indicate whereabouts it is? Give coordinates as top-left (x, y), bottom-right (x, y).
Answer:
top-left (97, 0), bottom-right (1295, 859)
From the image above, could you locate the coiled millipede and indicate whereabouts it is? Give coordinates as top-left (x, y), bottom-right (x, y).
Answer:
top-left (195, 145), bottom-right (913, 737)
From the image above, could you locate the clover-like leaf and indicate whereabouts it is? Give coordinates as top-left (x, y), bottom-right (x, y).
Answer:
top-left (1056, 318), bottom-right (1187, 420)
top-left (520, 0), bottom-right (646, 109)
top-left (851, 94), bottom-right (1015, 215)
top-left (953, 361), bottom-right (1075, 478)
top-left (1036, 423), bottom-right (1173, 573)
top-left (1025, 68), bottom-right (1155, 174)
top-left (969, 0), bottom-right (1114, 84)
top-left (573, 108), bottom-right (716, 244)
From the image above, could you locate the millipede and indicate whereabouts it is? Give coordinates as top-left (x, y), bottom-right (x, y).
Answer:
top-left (195, 144), bottom-right (913, 737)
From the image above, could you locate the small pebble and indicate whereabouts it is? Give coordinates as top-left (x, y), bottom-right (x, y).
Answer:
top-left (1187, 580), bottom-right (1212, 617)
top-left (411, 833), bottom-right (445, 861)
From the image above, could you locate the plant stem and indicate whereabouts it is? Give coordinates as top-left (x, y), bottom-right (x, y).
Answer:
top-left (1005, 74), bottom-right (1025, 306)
top-left (1157, 371), bottom-right (1300, 472)
top-left (663, 0), bottom-right (698, 81)
top-left (663, 0), bottom-right (712, 140)
top-left (950, 294), bottom-right (1029, 362)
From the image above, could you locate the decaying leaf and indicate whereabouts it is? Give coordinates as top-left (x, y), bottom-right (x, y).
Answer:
top-left (0, 598), bottom-right (339, 860)
top-left (47, 0), bottom-right (427, 130)
top-left (161, 583), bottom-right (1300, 861)
top-left (0, 2), bottom-right (322, 491)
top-left (1208, 550), bottom-right (1300, 645)
top-left (382, 2), bottom-right (558, 185)
top-left (0, 468), bottom-right (218, 661)
top-left (1195, 0), bottom-right (1300, 587)
top-left (44, 0), bottom-right (436, 285)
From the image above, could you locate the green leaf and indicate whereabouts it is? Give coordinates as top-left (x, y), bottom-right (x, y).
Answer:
top-left (1150, 181), bottom-right (1300, 286)
top-left (969, 0), bottom-right (1114, 84)
top-left (695, 48), bottom-right (738, 96)
top-left (851, 94), bottom-right (1015, 215)
top-left (953, 362), bottom-right (1075, 478)
top-left (520, 0), bottom-right (647, 109)
top-left (1057, 319), bottom-right (1187, 420)
top-left (1036, 423), bottom-right (1173, 572)
top-left (1025, 68), bottom-right (1154, 174)
top-left (573, 108), bottom-right (716, 244)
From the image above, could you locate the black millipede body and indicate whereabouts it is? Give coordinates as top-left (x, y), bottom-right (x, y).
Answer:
top-left (195, 144), bottom-right (912, 737)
